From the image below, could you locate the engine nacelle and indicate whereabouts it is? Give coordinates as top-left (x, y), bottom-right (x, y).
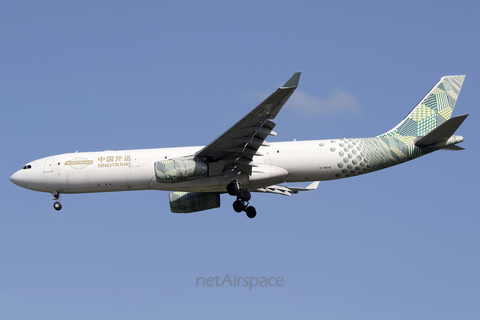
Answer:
top-left (155, 159), bottom-right (208, 183)
top-left (169, 192), bottom-right (220, 213)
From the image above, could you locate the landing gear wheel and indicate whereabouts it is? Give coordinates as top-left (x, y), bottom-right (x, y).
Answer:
top-left (245, 206), bottom-right (256, 218)
top-left (53, 202), bottom-right (62, 211)
top-left (227, 180), bottom-right (255, 217)
top-left (233, 200), bottom-right (245, 213)
top-left (239, 189), bottom-right (251, 201)
top-left (227, 182), bottom-right (237, 196)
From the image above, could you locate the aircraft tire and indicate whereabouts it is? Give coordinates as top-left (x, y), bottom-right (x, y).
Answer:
top-left (53, 202), bottom-right (62, 211)
top-left (227, 182), bottom-right (237, 196)
top-left (239, 189), bottom-right (251, 201)
top-left (233, 200), bottom-right (245, 213)
top-left (245, 206), bottom-right (256, 218)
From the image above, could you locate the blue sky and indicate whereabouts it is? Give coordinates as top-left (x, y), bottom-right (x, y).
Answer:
top-left (1, 1), bottom-right (479, 319)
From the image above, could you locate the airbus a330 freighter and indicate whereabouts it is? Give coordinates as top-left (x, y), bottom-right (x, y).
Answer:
top-left (10, 73), bottom-right (468, 218)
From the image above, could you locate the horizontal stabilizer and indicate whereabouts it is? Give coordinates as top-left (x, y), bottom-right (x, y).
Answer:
top-left (442, 144), bottom-right (465, 151)
top-left (253, 181), bottom-right (319, 196)
top-left (414, 114), bottom-right (468, 147)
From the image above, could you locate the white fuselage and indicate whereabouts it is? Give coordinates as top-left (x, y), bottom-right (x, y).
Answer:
top-left (9, 74), bottom-right (466, 217)
top-left (10, 140), bottom-right (343, 195)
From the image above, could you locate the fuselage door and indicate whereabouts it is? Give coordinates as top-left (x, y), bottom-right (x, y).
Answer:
top-left (43, 158), bottom-right (54, 173)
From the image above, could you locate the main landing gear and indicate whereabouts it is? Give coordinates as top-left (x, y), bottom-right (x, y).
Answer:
top-left (227, 181), bottom-right (257, 218)
top-left (52, 191), bottom-right (62, 211)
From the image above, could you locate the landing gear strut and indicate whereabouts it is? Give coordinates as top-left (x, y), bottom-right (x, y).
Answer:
top-left (52, 191), bottom-right (62, 211)
top-left (227, 181), bottom-right (256, 218)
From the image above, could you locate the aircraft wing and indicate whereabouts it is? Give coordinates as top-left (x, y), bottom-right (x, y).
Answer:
top-left (195, 72), bottom-right (301, 175)
top-left (253, 181), bottom-right (320, 196)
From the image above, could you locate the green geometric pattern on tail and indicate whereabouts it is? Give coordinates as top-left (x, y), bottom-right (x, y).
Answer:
top-left (323, 75), bottom-right (466, 180)
top-left (381, 75), bottom-right (465, 138)
top-left (326, 134), bottom-right (465, 179)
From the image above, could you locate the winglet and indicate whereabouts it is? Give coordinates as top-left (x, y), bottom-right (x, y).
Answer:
top-left (304, 181), bottom-right (320, 190)
top-left (282, 72), bottom-right (301, 88)
top-left (288, 181), bottom-right (319, 192)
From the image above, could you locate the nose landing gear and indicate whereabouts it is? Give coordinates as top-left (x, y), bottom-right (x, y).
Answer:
top-left (52, 191), bottom-right (62, 211)
top-left (227, 181), bottom-right (257, 218)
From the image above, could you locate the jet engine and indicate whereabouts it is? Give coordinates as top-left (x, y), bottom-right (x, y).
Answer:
top-left (155, 159), bottom-right (208, 183)
top-left (169, 192), bottom-right (220, 213)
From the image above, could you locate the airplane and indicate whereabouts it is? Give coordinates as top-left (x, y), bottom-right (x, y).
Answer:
top-left (10, 73), bottom-right (468, 218)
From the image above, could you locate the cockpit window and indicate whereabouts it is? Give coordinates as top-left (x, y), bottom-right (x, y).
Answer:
top-left (22, 165), bottom-right (32, 170)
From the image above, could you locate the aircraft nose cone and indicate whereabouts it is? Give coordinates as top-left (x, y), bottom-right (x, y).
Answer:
top-left (10, 171), bottom-right (23, 187)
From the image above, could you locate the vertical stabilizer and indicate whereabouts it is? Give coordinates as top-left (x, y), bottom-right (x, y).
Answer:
top-left (380, 75), bottom-right (465, 138)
